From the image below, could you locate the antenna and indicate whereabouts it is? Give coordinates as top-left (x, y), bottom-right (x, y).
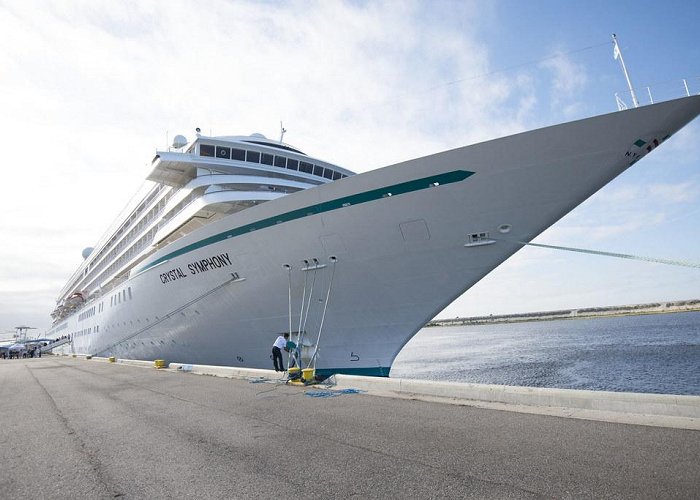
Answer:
top-left (279, 121), bottom-right (287, 143)
top-left (612, 34), bottom-right (639, 108)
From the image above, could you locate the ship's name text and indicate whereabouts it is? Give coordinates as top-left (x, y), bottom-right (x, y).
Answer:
top-left (159, 252), bottom-right (233, 284)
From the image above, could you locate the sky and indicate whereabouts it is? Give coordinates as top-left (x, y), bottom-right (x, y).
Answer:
top-left (1, 0), bottom-right (699, 335)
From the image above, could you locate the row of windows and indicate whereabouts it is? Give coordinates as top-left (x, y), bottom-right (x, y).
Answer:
top-left (110, 287), bottom-right (133, 307)
top-left (76, 301), bottom-right (105, 324)
top-left (70, 184), bottom-right (169, 297)
top-left (80, 193), bottom-right (173, 296)
top-left (73, 326), bottom-right (94, 338)
top-left (199, 144), bottom-right (347, 181)
top-left (78, 306), bottom-right (96, 322)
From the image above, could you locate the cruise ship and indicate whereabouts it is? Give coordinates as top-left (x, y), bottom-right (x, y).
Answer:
top-left (49, 94), bottom-right (700, 377)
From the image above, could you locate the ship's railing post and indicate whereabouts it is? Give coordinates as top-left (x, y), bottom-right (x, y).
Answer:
top-left (615, 77), bottom-right (698, 111)
top-left (615, 93), bottom-right (627, 111)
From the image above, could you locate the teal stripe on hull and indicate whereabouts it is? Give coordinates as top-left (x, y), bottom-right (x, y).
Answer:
top-left (315, 366), bottom-right (391, 378)
top-left (137, 170), bottom-right (473, 274)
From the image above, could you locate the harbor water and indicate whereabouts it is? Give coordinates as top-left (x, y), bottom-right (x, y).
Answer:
top-left (390, 311), bottom-right (700, 395)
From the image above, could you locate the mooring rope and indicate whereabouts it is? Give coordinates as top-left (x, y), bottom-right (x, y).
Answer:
top-left (285, 264), bottom-right (293, 371)
top-left (296, 263), bottom-right (309, 348)
top-left (301, 260), bottom-right (318, 340)
top-left (310, 257), bottom-right (338, 370)
top-left (501, 239), bottom-right (700, 269)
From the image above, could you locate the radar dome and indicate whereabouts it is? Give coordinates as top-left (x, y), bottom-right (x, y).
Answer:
top-left (81, 247), bottom-right (94, 259)
top-left (251, 133), bottom-right (267, 139)
top-left (172, 135), bottom-right (188, 149)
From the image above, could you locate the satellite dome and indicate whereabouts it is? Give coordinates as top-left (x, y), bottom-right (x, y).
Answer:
top-left (251, 133), bottom-right (267, 139)
top-left (81, 247), bottom-right (94, 259)
top-left (172, 135), bottom-right (188, 149)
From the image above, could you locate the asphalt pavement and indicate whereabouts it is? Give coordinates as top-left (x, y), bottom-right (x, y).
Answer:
top-left (1, 357), bottom-right (698, 499)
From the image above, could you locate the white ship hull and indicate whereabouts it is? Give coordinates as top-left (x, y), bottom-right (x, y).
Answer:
top-left (52, 96), bottom-right (700, 376)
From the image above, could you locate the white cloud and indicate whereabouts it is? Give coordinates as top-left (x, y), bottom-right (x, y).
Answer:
top-left (648, 181), bottom-right (699, 203)
top-left (541, 52), bottom-right (588, 94)
top-left (596, 180), bottom-right (699, 206)
top-left (539, 50), bottom-right (588, 111)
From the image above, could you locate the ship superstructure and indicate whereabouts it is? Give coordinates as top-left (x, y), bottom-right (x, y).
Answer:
top-left (51, 133), bottom-right (352, 323)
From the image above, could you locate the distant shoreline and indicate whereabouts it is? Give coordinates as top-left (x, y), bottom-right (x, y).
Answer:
top-left (427, 299), bottom-right (700, 327)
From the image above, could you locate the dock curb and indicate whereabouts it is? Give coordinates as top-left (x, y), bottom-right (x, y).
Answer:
top-left (327, 374), bottom-right (700, 429)
top-left (67, 356), bottom-right (699, 429)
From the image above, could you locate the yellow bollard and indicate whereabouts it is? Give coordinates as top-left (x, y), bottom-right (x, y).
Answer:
top-left (288, 366), bottom-right (301, 380)
top-left (154, 359), bottom-right (167, 369)
top-left (108, 356), bottom-right (116, 363)
top-left (302, 368), bottom-right (315, 383)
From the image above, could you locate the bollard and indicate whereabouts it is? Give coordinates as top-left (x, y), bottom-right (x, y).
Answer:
top-left (154, 359), bottom-right (167, 369)
top-left (288, 366), bottom-right (301, 381)
top-left (302, 368), bottom-right (315, 383)
top-left (108, 356), bottom-right (116, 363)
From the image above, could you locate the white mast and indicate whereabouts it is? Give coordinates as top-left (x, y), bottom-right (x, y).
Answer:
top-left (612, 34), bottom-right (639, 108)
top-left (279, 121), bottom-right (287, 143)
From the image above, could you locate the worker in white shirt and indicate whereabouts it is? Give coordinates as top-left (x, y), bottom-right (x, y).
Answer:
top-left (272, 333), bottom-right (288, 372)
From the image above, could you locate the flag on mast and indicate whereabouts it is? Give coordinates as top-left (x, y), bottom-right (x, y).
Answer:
top-left (613, 43), bottom-right (621, 60)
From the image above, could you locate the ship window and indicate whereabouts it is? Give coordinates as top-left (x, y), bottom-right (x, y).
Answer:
top-left (261, 153), bottom-right (273, 165)
top-left (231, 148), bottom-right (245, 160)
top-left (246, 151), bottom-right (260, 163)
top-left (274, 156), bottom-right (287, 168)
top-left (313, 165), bottom-right (324, 177)
top-left (323, 169), bottom-right (334, 179)
top-left (128, 287), bottom-right (132, 299)
top-left (332, 171), bottom-right (342, 180)
top-left (299, 161), bottom-right (313, 174)
top-left (287, 159), bottom-right (299, 170)
top-left (200, 144), bottom-right (215, 157)
top-left (216, 146), bottom-right (231, 159)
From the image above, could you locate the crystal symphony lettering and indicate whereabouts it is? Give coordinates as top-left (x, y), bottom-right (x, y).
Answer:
top-left (159, 252), bottom-right (233, 284)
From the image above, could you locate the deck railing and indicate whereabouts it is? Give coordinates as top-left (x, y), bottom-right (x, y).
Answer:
top-left (615, 77), bottom-right (700, 111)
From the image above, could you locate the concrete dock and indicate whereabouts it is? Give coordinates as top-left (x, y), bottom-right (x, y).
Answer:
top-left (1, 357), bottom-right (698, 499)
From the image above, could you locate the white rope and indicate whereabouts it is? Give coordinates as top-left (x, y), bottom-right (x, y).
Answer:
top-left (506, 240), bottom-right (700, 269)
top-left (310, 257), bottom-right (337, 370)
top-left (285, 265), bottom-right (293, 371)
top-left (301, 260), bottom-right (318, 341)
top-left (286, 265), bottom-right (293, 336)
top-left (296, 266), bottom-right (308, 345)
